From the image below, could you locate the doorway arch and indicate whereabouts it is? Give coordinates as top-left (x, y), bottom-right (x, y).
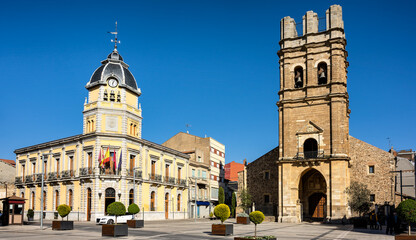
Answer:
top-left (304, 138), bottom-right (318, 158)
top-left (298, 169), bottom-right (327, 221)
top-left (165, 193), bottom-right (169, 219)
top-left (87, 188), bottom-right (92, 221)
top-left (105, 188), bottom-right (116, 214)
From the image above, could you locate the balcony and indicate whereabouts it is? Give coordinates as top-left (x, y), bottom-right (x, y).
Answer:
top-left (48, 172), bottom-right (58, 181)
top-left (25, 175), bottom-right (33, 184)
top-left (148, 174), bottom-right (162, 183)
top-left (126, 169), bottom-right (142, 179)
top-left (61, 170), bottom-right (75, 179)
top-left (296, 150), bottom-right (326, 160)
top-left (164, 176), bottom-right (176, 185)
top-left (35, 173), bottom-right (43, 183)
top-left (178, 179), bottom-right (187, 187)
top-left (79, 167), bottom-right (93, 177)
top-left (15, 176), bottom-right (23, 187)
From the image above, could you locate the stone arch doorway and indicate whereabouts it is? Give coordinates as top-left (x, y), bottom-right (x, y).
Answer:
top-left (165, 193), bottom-right (169, 219)
top-left (105, 188), bottom-right (116, 214)
top-left (298, 168), bottom-right (327, 221)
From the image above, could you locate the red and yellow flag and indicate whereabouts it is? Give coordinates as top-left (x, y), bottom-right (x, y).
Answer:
top-left (103, 147), bottom-right (111, 164)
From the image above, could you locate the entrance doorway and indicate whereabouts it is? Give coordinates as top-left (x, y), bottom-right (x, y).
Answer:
top-left (165, 193), bottom-right (169, 219)
top-left (298, 169), bottom-right (327, 221)
top-left (105, 188), bottom-right (116, 214)
top-left (87, 188), bottom-right (92, 221)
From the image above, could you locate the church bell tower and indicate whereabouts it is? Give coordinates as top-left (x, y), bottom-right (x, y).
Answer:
top-left (277, 5), bottom-right (351, 222)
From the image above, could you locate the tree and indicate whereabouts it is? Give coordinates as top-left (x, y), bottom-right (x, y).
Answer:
top-left (249, 211), bottom-right (265, 238)
top-left (57, 204), bottom-right (71, 221)
top-left (345, 181), bottom-right (371, 216)
top-left (231, 192), bottom-right (236, 217)
top-left (239, 188), bottom-right (252, 212)
top-left (397, 199), bottom-right (416, 235)
top-left (107, 202), bottom-right (126, 224)
top-left (218, 187), bottom-right (225, 204)
top-left (128, 203), bottom-right (140, 220)
top-left (214, 204), bottom-right (230, 224)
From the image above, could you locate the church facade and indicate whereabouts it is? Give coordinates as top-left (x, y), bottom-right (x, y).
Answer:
top-left (247, 5), bottom-right (395, 223)
top-left (14, 47), bottom-right (190, 221)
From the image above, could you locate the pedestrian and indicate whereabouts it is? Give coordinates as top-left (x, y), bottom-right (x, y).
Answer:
top-left (386, 213), bottom-right (393, 235)
top-left (393, 212), bottom-right (400, 235)
top-left (376, 213), bottom-right (382, 231)
top-left (369, 212), bottom-right (375, 230)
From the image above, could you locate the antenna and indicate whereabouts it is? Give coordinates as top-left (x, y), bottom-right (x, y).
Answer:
top-left (108, 21), bottom-right (120, 51)
top-left (186, 124), bottom-right (191, 134)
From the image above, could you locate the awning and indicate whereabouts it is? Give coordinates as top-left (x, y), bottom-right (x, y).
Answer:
top-left (196, 201), bottom-right (210, 206)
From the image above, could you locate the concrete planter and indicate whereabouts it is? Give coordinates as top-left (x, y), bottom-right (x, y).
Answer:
top-left (127, 219), bottom-right (144, 228)
top-left (236, 217), bottom-right (250, 224)
top-left (212, 224), bottom-right (233, 236)
top-left (102, 224), bottom-right (128, 237)
top-left (52, 221), bottom-right (74, 230)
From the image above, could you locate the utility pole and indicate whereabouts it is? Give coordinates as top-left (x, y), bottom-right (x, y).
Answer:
top-left (40, 155), bottom-right (45, 230)
top-left (195, 177), bottom-right (197, 222)
top-left (133, 168), bottom-right (136, 204)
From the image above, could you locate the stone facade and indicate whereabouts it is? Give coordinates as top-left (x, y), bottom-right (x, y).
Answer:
top-left (0, 159), bottom-right (16, 211)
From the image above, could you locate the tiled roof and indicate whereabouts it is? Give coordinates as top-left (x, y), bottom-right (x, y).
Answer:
top-left (0, 159), bottom-right (16, 167)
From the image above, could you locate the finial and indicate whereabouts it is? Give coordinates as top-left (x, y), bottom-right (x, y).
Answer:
top-left (84, 97), bottom-right (87, 104)
top-left (108, 21), bottom-right (120, 51)
top-left (139, 103), bottom-right (141, 111)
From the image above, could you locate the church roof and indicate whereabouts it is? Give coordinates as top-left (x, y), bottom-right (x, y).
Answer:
top-left (86, 50), bottom-right (141, 95)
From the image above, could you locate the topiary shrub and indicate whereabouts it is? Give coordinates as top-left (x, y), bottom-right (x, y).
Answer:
top-left (107, 202), bottom-right (126, 224)
top-left (128, 203), bottom-right (140, 219)
top-left (397, 199), bottom-right (416, 235)
top-left (209, 212), bottom-right (214, 218)
top-left (214, 204), bottom-right (230, 224)
top-left (249, 211), bottom-right (265, 238)
top-left (27, 209), bottom-right (34, 220)
top-left (57, 204), bottom-right (71, 221)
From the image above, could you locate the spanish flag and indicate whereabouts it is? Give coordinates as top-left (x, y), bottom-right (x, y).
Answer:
top-left (103, 147), bottom-right (111, 164)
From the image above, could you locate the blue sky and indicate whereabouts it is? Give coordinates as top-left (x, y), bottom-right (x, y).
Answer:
top-left (1, 0), bottom-right (415, 163)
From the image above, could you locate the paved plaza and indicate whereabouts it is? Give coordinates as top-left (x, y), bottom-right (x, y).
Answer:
top-left (0, 219), bottom-right (394, 240)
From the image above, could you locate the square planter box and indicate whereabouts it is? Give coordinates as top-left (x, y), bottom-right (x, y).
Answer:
top-left (212, 224), bottom-right (233, 236)
top-left (127, 219), bottom-right (144, 228)
top-left (102, 224), bottom-right (128, 237)
top-left (395, 235), bottom-right (416, 240)
top-left (234, 238), bottom-right (276, 240)
top-left (236, 217), bottom-right (250, 224)
top-left (52, 221), bottom-right (74, 230)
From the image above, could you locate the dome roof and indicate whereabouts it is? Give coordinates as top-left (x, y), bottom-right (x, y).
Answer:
top-left (86, 50), bottom-right (140, 95)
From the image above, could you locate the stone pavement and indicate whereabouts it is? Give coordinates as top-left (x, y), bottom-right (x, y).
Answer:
top-left (0, 219), bottom-right (395, 239)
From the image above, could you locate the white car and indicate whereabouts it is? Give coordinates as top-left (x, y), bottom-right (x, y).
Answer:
top-left (96, 214), bottom-right (133, 225)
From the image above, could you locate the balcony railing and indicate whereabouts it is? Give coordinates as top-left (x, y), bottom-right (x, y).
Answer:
top-left (79, 167), bottom-right (93, 176)
top-left (25, 175), bottom-right (33, 183)
top-left (15, 176), bottom-right (23, 185)
top-left (126, 169), bottom-right (142, 179)
top-left (164, 176), bottom-right (176, 185)
top-left (178, 179), bottom-right (187, 186)
top-left (48, 172), bottom-right (58, 181)
top-left (296, 150), bottom-right (325, 159)
top-left (99, 168), bottom-right (121, 176)
top-left (35, 173), bottom-right (43, 182)
top-left (148, 174), bottom-right (162, 182)
top-left (61, 170), bottom-right (75, 179)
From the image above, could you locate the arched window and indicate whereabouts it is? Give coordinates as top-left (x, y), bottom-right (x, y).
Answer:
top-left (150, 191), bottom-right (155, 211)
top-left (21, 192), bottom-right (24, 199)
top-left (103, 90), bottom-right (108, 101)
top-left (294, 66), bottom-right (304, 88)
top-left (110, 90), bottom-right (115, 102)
top-left (177, 194), bottom-right (181, 211)
top-left (130, 123), bottom-right (133, 135)
top-left (129, 189), bottom-right (134, 206)
top-left (43, 191), bottom-right (47, 210)
top-left (31, 191), bottom-right (35, 209)
top-left (304, 138), bottom-right (318, 158)
top-left (91, 120), bottom-right (94, 131)
top-left (55, 190), bottom-right (59, 210)
top-left (68, 189), bottom-right (73, 209)
top-left (317, 62), bottom-right (327, 85)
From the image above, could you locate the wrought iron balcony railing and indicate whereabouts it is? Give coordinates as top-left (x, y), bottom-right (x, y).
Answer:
top-left (48, 172), bottom-right (58, 181)
top-left (15, 176), bottom-right (23, 185)
top-left (178, 179), bottom-right (187, 186)
top-left (164, 176), bottom-right (176, 184)
top-left (79, 167), bottom-right (93, 176)
top-left (296, 150), bottom-right (325, 159)
top-left (35, 173), bottom-right (43, 182)
top-left (148, 174), bottom-right (162, 182)
top-left (126, 169), bottom-right (142, 179)
top-left (99, 168), bottom-right (121, 176)
top-left (25, 175), bottom-right (33, 183)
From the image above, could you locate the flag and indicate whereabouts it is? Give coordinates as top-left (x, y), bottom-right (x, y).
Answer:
top-left (113, 149), bottom-right (117, 171)
top-left (103, 147), bottom-right (110, 164)
top-left (98, 148), bottom-right (102, 167)
top-left (117, 150), bottom-right (122, 171)
top-left (100, 148), bottom-right (104, 167)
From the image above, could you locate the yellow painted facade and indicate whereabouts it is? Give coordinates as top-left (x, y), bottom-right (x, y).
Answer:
top-left (14, 49), bottom-right (190, 221)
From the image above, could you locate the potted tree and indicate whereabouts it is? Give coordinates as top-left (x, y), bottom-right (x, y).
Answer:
top-left (395, 199), bottom-right (416, 239)
top-left (345, 181), bottom-right (370, 229)
top-left (236, 212), bottom-right (250, 224)
top-left (234, 211), bottom-right (276, 240)
top-left (52, 204), bottom-right (73, 230)
top-left (127, 203), bottom-right (143, 228)
top-left (211, 204), bottom-right (233, 236)
top-left (27, 209), bottom-right (34, 222)
top-left (102, 202), bottom-right (128, 237)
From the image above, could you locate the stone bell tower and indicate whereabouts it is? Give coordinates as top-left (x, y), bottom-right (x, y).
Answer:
top-left (276, 5), bottom-right (351, 222)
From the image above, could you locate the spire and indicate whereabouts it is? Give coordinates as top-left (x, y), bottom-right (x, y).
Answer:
top-left (108, 21), bottom-right (120, 52)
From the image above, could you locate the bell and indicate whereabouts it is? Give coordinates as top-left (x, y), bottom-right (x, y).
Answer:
top-left (319, 71), bottom-right (326, 79)
top-left (296, 77), bottom-right (302, 83)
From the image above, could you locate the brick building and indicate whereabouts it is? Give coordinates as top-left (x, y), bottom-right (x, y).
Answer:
top-left (224, 161), bottom-right (244, 182)
top-left (245, 5), bottom-right (395, 223)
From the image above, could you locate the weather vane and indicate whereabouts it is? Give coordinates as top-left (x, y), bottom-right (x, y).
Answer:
top-left (108, 21), bottom-right (120, 51)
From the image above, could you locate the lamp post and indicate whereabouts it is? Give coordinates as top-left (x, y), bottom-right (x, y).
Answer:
top-left (40, 154), bottom-right (46, 230)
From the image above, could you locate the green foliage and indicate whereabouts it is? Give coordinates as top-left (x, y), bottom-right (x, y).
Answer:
top-left (27, 209), bottom-right (34, 218)
top-left (249, 211), bottom-right (265, 225)
top-left (345, 181), bottom-right (371, 216)
top-left (209, 212), bottom-right (214, 218)
top-left (218, 187), bottom-right (225, 204)
top-left (107, 202), bottom-right (126, 224)
top-left (231, 193), bottom-right (236, 217)
top-left (57, 204), bottom-right (71, 220)
top-left (128, 203), bottom-right (140, 215)
top-left (214, 204), bottom-right (230, 224)
top-left (250, 211), bottom-right (265, 238)
top-left (239, 189), bottom-right (252, 211)
top-left (397, 199), bottom-right (416, 235)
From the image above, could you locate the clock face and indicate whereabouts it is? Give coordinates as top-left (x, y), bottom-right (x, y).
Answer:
top-left (108, 78), bottom-right (118, 88)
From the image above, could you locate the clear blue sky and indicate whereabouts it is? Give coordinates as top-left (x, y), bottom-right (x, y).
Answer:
top-left (1, 0), bottom-right (415, 163)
